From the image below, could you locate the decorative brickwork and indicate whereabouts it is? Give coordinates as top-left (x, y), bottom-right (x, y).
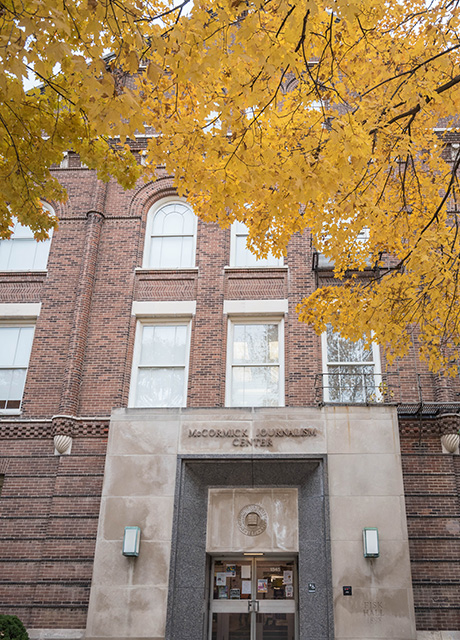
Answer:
top-left (224, 267), bottom-right (288, 299)
top-left (0, 273), bottom-right (46, 303)
top-left (0, 420), bottom-right (108, 439)
top-left (135, 269), bottom-right (198, 300)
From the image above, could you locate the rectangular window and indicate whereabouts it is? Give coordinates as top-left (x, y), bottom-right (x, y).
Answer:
top-left (314, 225), bottom-right (370, 270)
top-left (322, 324), bottom-right (381, 403)
top-left (230, 222), bottom-right (283, 268)
top-left (0, 325), bottom-right (35, 412)
top-left (129, 321), bottom-right (191, 407)
top-left (0, 474), bottom-right (4, 495)
top-left (227, 319), bottom-right (284, 406)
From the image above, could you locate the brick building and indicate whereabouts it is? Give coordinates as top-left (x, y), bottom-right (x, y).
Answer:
top-left (0, 148), bottom-right (459, 640)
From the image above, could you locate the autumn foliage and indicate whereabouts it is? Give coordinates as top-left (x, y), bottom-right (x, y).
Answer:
top-left (1, 0), bottom-right (460, 371)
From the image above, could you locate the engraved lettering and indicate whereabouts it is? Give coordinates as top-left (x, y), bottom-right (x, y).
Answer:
top-left (188, 426), bottom-right (318, 441)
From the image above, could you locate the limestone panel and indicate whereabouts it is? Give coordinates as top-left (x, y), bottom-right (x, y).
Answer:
top-left (207, 488), bottom-right (298, 553)
top-left (325, 405), bottom-right (399, 454)
top-left (329, 496), bottom-right (407, 541)
top-left (103, 455), bottom-right (177, 498)
top-left (100, 496), bottom-right (174, 542)
top-left (109, 419), bottom-right (179, 455)
top-left (90, 540), bottom-right (170, 587)
top-left (331, 540), bottom-right (413, 589)
top-left (328, 453), bottom-right (405, 497)
top-left (86, 586), bottom-right (168, 638)
top-left (333, 586), bottom-right (416, 639)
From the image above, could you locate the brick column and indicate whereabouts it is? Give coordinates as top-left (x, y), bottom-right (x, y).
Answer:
top-left (54, 206), bottom-right (106, 428)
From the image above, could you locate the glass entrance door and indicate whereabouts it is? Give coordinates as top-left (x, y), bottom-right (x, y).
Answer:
top-left (210, 557), bottom-right (297, 640)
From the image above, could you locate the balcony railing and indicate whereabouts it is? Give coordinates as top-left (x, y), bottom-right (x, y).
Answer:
top-left (315, 372), bottom-right (460, 416)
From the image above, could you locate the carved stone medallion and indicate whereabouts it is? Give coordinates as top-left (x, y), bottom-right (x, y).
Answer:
top-left (237, 504), bottom-right (268, 536)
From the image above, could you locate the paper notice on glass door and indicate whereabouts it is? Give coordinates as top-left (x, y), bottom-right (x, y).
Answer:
top-left (242, 580), bottom-right (252, 595)
top-left (241, 565), bottom-right (251, 579)
top-left (283, 570), bottom-right (293, 585)
top-left (257, 579), bottom-right (268, 593)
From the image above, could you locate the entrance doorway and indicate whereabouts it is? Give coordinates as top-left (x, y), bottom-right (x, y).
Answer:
top-left (209, 556), bottom-right (297, 640)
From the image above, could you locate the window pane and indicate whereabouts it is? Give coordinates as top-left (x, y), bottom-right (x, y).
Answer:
top-left (233, 324), bottom-right (278, 364)
top-left (233, 225), bottom-right (280, 267)
top-left (327, 324), bottom-right (373, 363)
top-left (0, 369), bottom-right (26, 406)
top-left (256, 613), bottom-right (295, 640)
top-left (0, 328), bottom-right (20, 366)
top-left (231, 366), bottom-right (279, 406)
top-left (0, 240), bottom-right (13, 270)
top-left (135, 368), bottom-right (185, 407)
top-left (8, 369), bottom-right (27, 403)
top-left (162, 212), bottom-right (186, 235)
top-left (11, 221), bottom-right (35, 239)
top-left (328, 365), bottom-right (375, 402)
top-left (177, 205), bottom-right (197, 234)
top-left (152, 204), bottom-right (195, 236)
top-left (6, 239), bottom-right (36, 270)
top-left (212, 613), bottom-right (250, 640)
top-left (179, 236), bottom-right (194, 267)
top-left (326, 325), bottom-right (340, 362)
top-left (235, 235), bottom-right (250, 266)
top-left (34, 240), bottom-right (51, 270)
top-left (14, 327), bottom-right (35, 367)
top-left (140, 325), bottom-right (187, 366)
top-left (0, 369), bottom-right (13, 403)
top-left (149, 236), bottom-right (193, 268)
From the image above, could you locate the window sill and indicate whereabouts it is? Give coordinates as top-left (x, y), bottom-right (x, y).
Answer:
top-left (0, 270), bottom-right (48, 275)
top-left (135, 267), bottom-right (199, 273)
top-left (0, 410), bottom-right (22, 416)
top-left (224, 266), bottom-right (288, 271)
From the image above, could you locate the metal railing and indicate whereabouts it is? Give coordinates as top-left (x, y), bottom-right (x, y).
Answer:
top-left (314, 372), bottom-right (460, 416)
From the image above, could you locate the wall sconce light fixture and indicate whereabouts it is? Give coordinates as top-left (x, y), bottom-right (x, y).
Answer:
top-left (363, 527), bottom-right (379, 558)
top-left (122, 526), bottom-right (141, 557)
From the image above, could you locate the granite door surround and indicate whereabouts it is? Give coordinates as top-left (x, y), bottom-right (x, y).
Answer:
top-left (165, 456), bottom-right (333, 640)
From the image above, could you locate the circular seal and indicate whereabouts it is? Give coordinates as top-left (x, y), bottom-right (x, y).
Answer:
top-left (237, 504), bottom-right (268, 536)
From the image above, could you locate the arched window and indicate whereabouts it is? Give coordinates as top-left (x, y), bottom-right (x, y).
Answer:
top-left (0, 204), bottom-right (54, 271)
top-left (143, 200), bottom-right (197, 269)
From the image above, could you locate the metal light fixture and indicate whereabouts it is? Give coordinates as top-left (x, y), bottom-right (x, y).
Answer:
top-left (363, 527), bottom-right (379, 558)
top-left (122, 526), bottom-right (141, 557)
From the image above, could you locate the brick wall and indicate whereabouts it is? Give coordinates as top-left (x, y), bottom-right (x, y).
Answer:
top-left (0, 434), bottom-right (107, 627)
top-left (400, 422), bottom-right (460, 630)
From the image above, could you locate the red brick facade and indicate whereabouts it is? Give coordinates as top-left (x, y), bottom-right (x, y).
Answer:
top-left (0, 155), bottom-right (459, 632)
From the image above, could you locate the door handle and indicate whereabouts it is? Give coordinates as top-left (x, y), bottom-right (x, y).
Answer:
top-left (248, 600), bottom-right (259, 613)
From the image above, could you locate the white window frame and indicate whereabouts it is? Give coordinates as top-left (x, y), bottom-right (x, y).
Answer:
top-left (225, 316), bottom-right (285, 407)
top-left (128, 318), bottom-right (192, 408)
top-left (0, 203), bottom-right (54, 272)
top-left (316, 222), bottom-right (370, 269)
top-left (229, 221), bottom-right (283, 268)
top-left (321, 327), bottom-right (382, 403)
top-left (0, 321), bottom-right (36, 415)
top-left (142, 197), bottom-right (197, 269)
